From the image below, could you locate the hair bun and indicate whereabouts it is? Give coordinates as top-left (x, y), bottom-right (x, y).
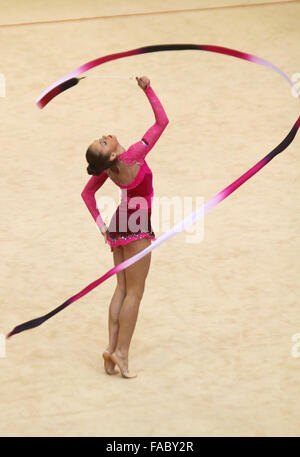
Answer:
top-left (87, 164), bottom-right (96, 175)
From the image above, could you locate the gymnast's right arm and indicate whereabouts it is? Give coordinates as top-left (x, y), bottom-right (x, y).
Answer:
top-left (138, 76), bottom-right (169, 152)
top-left (121, 77), bottom-right (169, 165)
top-left (81, 172), bottom-right (108, 233)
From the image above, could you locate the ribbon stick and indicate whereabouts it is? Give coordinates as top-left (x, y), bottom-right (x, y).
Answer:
top-left (86, 75), bottom-right (133, 79)
top-left (7, 44), bottom-right (299, 338)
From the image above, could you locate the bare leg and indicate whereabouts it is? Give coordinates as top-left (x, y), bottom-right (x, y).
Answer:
top-left (111, 238), bottom-right (151, 378)
top-left (103, 246), bottom-right (126, 375)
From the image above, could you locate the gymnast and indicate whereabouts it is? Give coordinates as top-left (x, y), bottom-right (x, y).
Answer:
top-left (81, 76), bottom-right (169, 378)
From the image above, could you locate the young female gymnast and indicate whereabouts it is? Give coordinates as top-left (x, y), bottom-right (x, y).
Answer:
top-left (81, 76), bottom-right (169, 378)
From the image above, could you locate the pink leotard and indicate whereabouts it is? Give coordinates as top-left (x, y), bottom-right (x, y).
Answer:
top-left (81, 85), bottom-right (169, 247)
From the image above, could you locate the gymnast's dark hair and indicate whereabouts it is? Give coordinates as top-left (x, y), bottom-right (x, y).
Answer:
top-left (86, 147), bottom-right (117, 176)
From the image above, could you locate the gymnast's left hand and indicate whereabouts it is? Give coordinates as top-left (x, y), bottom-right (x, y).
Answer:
top-left (136, 76), bottom-right (150, 91)
top-left (100, 224), bottom-right (108, 244)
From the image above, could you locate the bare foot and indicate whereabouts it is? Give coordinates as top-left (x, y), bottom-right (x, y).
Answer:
top-left (110, 352), bottom-right (137, 379)
top-left (102, 350), bottom-right (119, 375)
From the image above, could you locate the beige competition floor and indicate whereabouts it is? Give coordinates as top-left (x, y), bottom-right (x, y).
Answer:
top-left (0, 0), bottom-right (300, 437)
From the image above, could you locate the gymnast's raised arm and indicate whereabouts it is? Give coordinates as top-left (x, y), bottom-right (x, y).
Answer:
top-left (121, 77), bottom-right (169, 164)
top-left (138, 76), bottom-right (169, 145)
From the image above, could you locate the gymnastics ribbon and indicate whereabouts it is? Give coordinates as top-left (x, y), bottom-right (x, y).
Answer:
top-left (35, 44), bottom-right (299, 108)
top-left (7, 44), bottom-right (299, 338)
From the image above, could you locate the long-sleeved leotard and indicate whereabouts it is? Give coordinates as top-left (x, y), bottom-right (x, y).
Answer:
top-left (81, 85), bottom-right (169, 247)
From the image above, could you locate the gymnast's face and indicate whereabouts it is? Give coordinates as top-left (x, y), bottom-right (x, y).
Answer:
top-left (90, 134), bottom-right (119, 161)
